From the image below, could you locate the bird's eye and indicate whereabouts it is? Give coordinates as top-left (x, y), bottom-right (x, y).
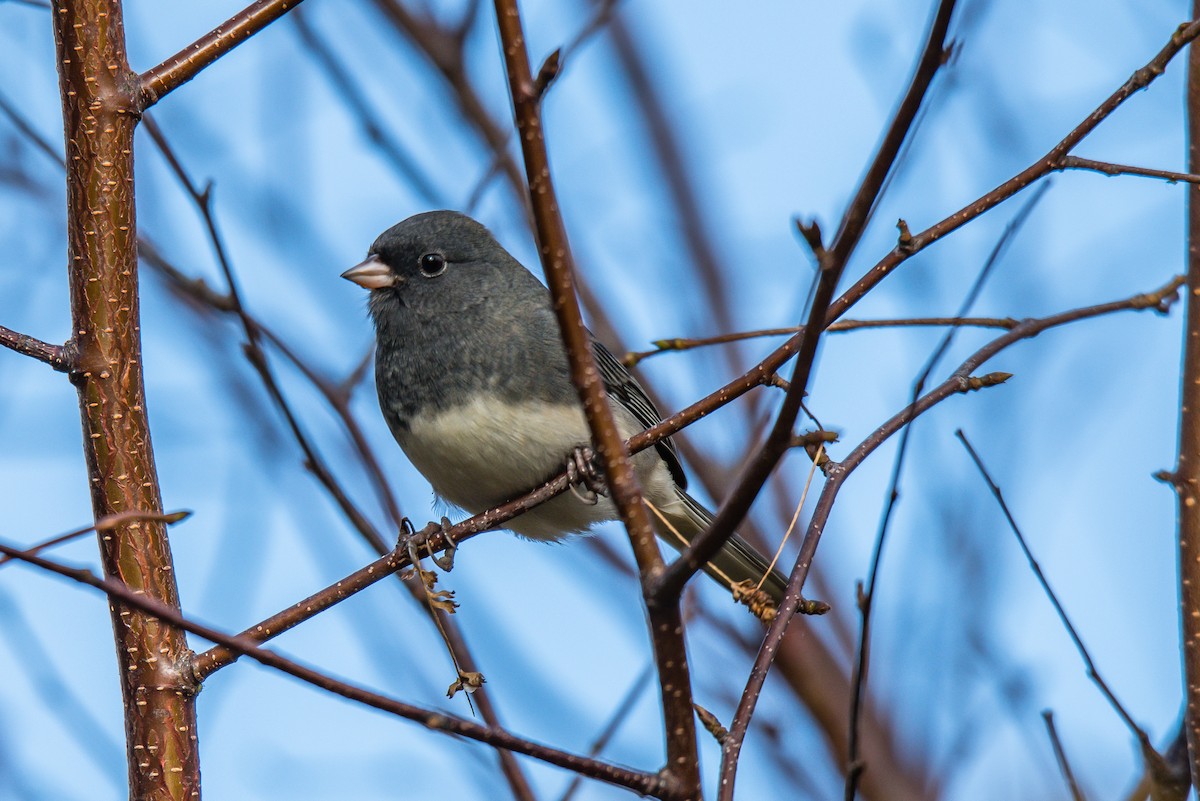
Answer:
top-left (418, 252), bottom-right (447, 277)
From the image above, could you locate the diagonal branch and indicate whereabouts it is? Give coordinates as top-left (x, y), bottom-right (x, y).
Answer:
top-left (846, 181), bottom-right (1049, 800)
top-left (831, 17), bottom-right (1200, 325)
top-left (657, 0), bottom-right (958, 614)
top-left (957, 431), bottom-right (1163, 771)
top-left (138, 0), bottom-right (307, 109)
top-left (0, 510), bottom-right (190, 569)
top-left (611, 14), bottom-right (1200, 480)
top-left (722, 274), bottom-right (1183, 800)
top-left (372, 0), bottom-right (527, 207)
top-left (189, 465), bottom-right (582, 679)
top-left (0, 541), bottom-right (668, 798)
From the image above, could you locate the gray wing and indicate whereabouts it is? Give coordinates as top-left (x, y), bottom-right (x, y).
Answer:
top-left (591, 338), bottom-right (687, 489)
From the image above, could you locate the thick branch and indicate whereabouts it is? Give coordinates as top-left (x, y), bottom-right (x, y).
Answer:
top-left (1179, 3), bottom-right (1200, 789)
top-left (51, 0), bottom-right (200, 796)
top-left (138, 0), bottom-right (305, 109)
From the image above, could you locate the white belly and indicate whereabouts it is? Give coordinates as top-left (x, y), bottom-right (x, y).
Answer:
top-left (398, 394), bottom-right (677, 540)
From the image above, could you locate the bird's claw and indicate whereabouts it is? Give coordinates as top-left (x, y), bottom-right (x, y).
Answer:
top-left (397, 517), bottom-right (456, 571)
top-left (566, 446), bottom-right (607, 505)
top-left (431, 516), bottom-right (457, 570)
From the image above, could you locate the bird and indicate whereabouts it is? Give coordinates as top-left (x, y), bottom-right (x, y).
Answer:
top-left (342, 210), bottom-right (787, 611)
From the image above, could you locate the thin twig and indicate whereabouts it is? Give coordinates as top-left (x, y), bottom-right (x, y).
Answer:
top-left (139, 0), bottom-right (307, 109)
top-left (189, 465), bottom-right (586, 679)
top-left (603, 9), bottom-right (740, 337)
top-left (613, 17), bottom-right (1200, 470)
top-left (371, 0), bottom-right (528, 208)
top-left (0, 510), bottom-right (190, 568)
top-left (557, 663), bottom-right (654, 801)
top-left (141, 117), bottom-right (383, 543)
top-left (0, 89), bottom-right (64, 167)
top-left (141, 117), bottom-right (536, 801)
top-left (291, 10), bottom-right (444, 205)
top-left (1042, 711), bottom-right (1088, 801)
top-left (1120, 722), bottom-right (1191, 801)
top-left (623, 317), bottom-right (1019, 367)
top-left (828, 17), bottom-right (1200, 327)
top-left (1057, 155), bottom-right (1200, 185)
top-left (956, 429), bottom-right (1160, 763)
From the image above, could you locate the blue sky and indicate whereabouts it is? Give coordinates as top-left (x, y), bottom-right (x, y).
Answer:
top-left (0, 0), bottom-right (1191, 798)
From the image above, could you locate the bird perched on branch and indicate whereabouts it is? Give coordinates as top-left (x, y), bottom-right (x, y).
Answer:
top-left (342, 210), bottom-right (787, 613)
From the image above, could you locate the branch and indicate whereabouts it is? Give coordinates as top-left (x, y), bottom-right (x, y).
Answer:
top-left (1043, 711), bottom-right (1088, 801)
top-left (290, 10), bottom-right (444, 205)
top-left (190, 466), bottom-right (581, 676)
top-left (665, 0), bottom-right (959, 622)
top-left (957, 430), bottom-right (1159, 763)
top-left (1057, 155), bottom-right (1200, 184)
top-left (557, 663), bottom-right (655, 801)
top-left (825, 0), bottom-right (958, 270)
top-left (142, 117), bottom-right (385, 548)
top-left (138, 0), bottom-right (306, 109)
top-left (371, 0), bottom-right (527, 207)
top-left (0, 324), bottom-right (71, 371)
top-left (1179, 5), bottom-right (1200, 790)
top-left (603, 10), bottom-right (741, 336)
top-left (829, 17), bottom-right (1200, 325)
top-left (0, 88), bottom-right (64, 167)
top-left (623, 316), bottom-right (1018, 367)
top-left (0, 541), bottom-right (668, 798)
top-left (614, 17), bottom-right (1200, 472)
top-left (490, 0), bottom-right (697, 792)
top-left (0, 510), bottom-right (190, 569)
top-left (720, 274), bottom-right (1183, 796)
top-left (52, 0), bottom-right (200, 794)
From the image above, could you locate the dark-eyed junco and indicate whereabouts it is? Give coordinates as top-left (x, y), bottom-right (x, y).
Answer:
top-left (342, 210), bottom-right (786, 606)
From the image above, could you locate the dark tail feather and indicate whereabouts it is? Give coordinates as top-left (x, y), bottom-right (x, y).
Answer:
top-left (652, 488), bottom-right (789, 605)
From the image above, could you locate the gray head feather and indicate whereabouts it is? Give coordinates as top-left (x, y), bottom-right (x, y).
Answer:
top-left (364, 211), bottom-right (576, 430)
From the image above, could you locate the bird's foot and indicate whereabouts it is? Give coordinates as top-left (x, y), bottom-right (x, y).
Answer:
top-left (566, 445), bottom-right (607, 505)
top-left (397, 517), bottom-right (457, 571)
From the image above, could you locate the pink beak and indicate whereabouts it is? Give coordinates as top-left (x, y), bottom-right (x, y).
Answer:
top-left (341, 255), bottom-right (400, 289)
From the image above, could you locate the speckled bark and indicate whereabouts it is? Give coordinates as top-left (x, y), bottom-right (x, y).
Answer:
top-left (52, 1), bottom-right (201, 798)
